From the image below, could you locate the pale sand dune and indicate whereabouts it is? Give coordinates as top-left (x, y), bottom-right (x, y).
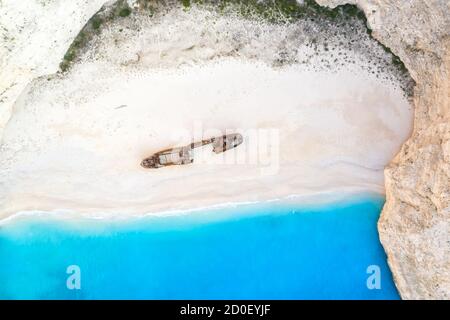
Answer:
top-left (0, 57), bottom-right (412, 220)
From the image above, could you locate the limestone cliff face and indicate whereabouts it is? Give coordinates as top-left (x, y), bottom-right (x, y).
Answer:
top-left (0, 0), bottom-right (109, 139)
top-left (317, 0), bottom-right (450, 299)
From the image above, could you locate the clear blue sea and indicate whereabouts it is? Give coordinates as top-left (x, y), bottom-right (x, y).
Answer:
top-left (0, 194), bottom-right (399, 299)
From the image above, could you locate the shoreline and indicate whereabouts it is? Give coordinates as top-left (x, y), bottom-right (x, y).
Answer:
top-left (0, 186), bottom-right (384, 225)
top-left (0, 186), bottom-right (397, 300)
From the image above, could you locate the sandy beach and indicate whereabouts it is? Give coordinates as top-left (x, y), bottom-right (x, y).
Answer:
top-left (0, 5), bottom-right (413, 221)
top-left (0, 57), bottom-right (412, 221)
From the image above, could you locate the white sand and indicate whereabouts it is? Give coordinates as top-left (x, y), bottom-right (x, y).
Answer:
top-left (0, 58), bottom-right (413, 220)
top-left (0, 6), bottom-right (413, 221)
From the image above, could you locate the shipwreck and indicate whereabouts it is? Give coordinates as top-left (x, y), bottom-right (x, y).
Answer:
top-left (141, 133), bottom-right (244, 169)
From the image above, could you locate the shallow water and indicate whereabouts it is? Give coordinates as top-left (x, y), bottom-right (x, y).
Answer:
top-left (0, 194), bottom-right (399, 299)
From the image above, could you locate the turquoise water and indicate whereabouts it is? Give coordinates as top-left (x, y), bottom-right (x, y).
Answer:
top-left (0, 195), bottom-right (399, 299)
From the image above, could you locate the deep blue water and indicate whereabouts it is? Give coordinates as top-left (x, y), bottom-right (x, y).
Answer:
top-left (0, 194), bottom-right (399, 299)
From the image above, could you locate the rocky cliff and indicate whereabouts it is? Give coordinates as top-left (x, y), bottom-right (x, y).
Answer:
top-left (317, 0), bottom-right (449, 299)
top-left (0, 0), bottom-right (108, 139)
